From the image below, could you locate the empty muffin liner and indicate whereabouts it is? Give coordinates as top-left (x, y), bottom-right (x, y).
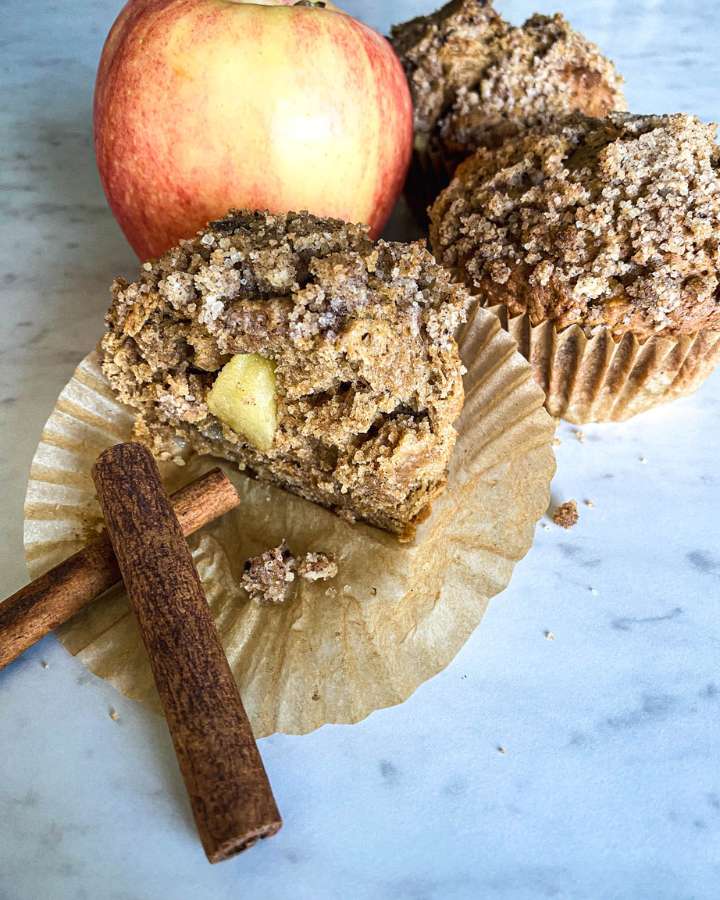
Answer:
top-left (483, 303), bottom-right (720, 423)
top-left (23, 304), bottom-right (555, 737)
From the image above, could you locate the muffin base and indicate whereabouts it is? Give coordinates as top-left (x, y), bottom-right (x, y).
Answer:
top-left (480, 304), bottom-right (720, 422)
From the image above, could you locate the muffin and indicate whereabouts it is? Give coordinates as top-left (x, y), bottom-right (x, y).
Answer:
top-left (102, 209), bottom-right (469, 537)
top-left (430, 112), bottom-right (720, 422)
top-left (390, 0), bottom-right (625, 223)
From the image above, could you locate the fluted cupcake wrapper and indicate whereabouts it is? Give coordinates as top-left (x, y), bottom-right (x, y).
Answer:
top-left (405, 142), bottom-right (458, 227)
top-left (482, 303), bottom-right (720, 423)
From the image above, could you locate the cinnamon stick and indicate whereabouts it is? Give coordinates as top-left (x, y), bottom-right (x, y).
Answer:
top-left (0, 468), bottom-right (239, 671)
top-left (92, 442), bottom-right (281, 862)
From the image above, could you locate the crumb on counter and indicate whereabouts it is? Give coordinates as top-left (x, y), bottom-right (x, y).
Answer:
top-left (298, 552), bottom-right (338, 583)
top-left (497, 745), bottom-right (507, 755)
top-left (553, 500), bottom-right (579, 529)
top-left (242, 541), bottom-right (297, 606)
top-left (544, 630), bottom-right (556, 641)
top-left (109, 708), bottom-right (119, 721)
top-left (584, 499), bottom-right (595, 508)
top-left (574, 430), bottom-right (586, 443)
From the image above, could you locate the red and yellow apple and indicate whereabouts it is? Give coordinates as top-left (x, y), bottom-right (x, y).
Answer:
top-left (94, 0), bottom-right (413, 260)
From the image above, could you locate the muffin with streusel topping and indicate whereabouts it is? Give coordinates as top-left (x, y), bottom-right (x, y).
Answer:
top-left (390, 0), bottom-right (625, 224)
top-left (102, 209), bottom-right (470, 537)
top-left (430, 112), bottom-right (720, 421)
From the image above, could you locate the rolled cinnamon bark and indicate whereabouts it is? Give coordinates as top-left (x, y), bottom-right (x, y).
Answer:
top-left (92, 442), bottom-right (281, 862)
top-left (0, 468), bottom-right (239, 670)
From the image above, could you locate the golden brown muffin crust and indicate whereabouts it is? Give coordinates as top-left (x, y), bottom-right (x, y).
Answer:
top-left (430, 113), bottom-right (720, 338)
top-left (391, 0), bottom-right (625, 164)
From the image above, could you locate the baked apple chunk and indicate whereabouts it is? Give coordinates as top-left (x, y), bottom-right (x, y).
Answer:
top-left (207, 354), bottom-right (277, 452)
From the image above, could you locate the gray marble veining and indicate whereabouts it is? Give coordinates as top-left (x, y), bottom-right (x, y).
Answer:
top-left (1, 1), bottom-right (720, 898)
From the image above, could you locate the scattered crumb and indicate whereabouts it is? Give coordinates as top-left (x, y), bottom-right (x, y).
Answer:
top-left (243, 544), bottom-right (337, 602)
top-left (553, 500), bottom-right (579, 529)
top-left (544, 631), bottom-right (556, 641)
top-left (311, 689), bottom-right (320, 701)
top-left (541, 522), bottom-right (550, 530)
top-left (40, 660), bottom-right (48, 670)
top-left (325, 586), bottom-right (337, 598)
top-left (589, 587), bottom-right (599, 596)
top-left (574, 430), bottom-right (586, 443)
top-left (497, 745), bottom-right (507, 755)
top-left (639, 456), bottom-right (648, 464)
top-left (370, 586), bottom-right (378, 596)
top-left (552, 437), bottom-right (562, 447)
top-left (583, 499), bottom-right (595, 508)
top-left (109, 708), bottom-right (119, 721)
top-left (342, 584), bottom-right (352, 595)
top-left (298, 552), bottom-right (337, 583)
top-left (242, 541), bottom-right (297, 605)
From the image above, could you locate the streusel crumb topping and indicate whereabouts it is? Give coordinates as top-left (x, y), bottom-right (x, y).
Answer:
top-left (430, 113), bottom-right (720, 337)
top-left (242, 542), bottom-right (297, 605)
top-left (391, 0), bottom-right (625, 157)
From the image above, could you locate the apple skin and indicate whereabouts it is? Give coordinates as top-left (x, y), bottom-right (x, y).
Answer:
top-left (94, 0), bottom-right (413, 260)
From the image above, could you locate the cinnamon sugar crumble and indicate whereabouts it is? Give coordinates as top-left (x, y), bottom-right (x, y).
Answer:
top-left (298, 552), bottom-right (337, 582)
top-left (391, 0), bottom-right (625, 162)
top-left (431, 113), bottom-right (720, 338)
top-left (242, 542), bottom-right (297, 606)
top-left (242, 544), bottom-right (337, 605)
top-left (552, 500), bottom-right (579, 529)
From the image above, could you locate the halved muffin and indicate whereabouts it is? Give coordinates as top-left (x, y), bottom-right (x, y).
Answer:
top-left (102, 210), bottom-right (469, 536)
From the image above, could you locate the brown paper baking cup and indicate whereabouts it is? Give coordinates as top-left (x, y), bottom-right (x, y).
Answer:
top-left (405, 142), bottom-right (456, 227)
top-left (485, 303), bottom-right (720, 423)
top-left (24, 308), bottom-right (554, 737)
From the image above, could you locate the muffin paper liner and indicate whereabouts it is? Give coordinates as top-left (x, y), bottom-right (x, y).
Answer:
top-left (405, 143), bottom-right (457, 227)
top-left (484, 303), bottom-right (720, 423)
top-left (23, 306), bottom-right (555, 737)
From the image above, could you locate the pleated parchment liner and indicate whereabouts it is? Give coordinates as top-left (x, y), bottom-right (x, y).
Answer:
top-left (405, 139), bottom-right (457, 227)
top-left (485, 304), bottom-right (720, 423)
top-left (23, 304), bottom-right (555, 738)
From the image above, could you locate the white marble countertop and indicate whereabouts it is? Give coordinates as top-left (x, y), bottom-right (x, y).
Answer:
top-left (1, 1), bottom-right (719, 897)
